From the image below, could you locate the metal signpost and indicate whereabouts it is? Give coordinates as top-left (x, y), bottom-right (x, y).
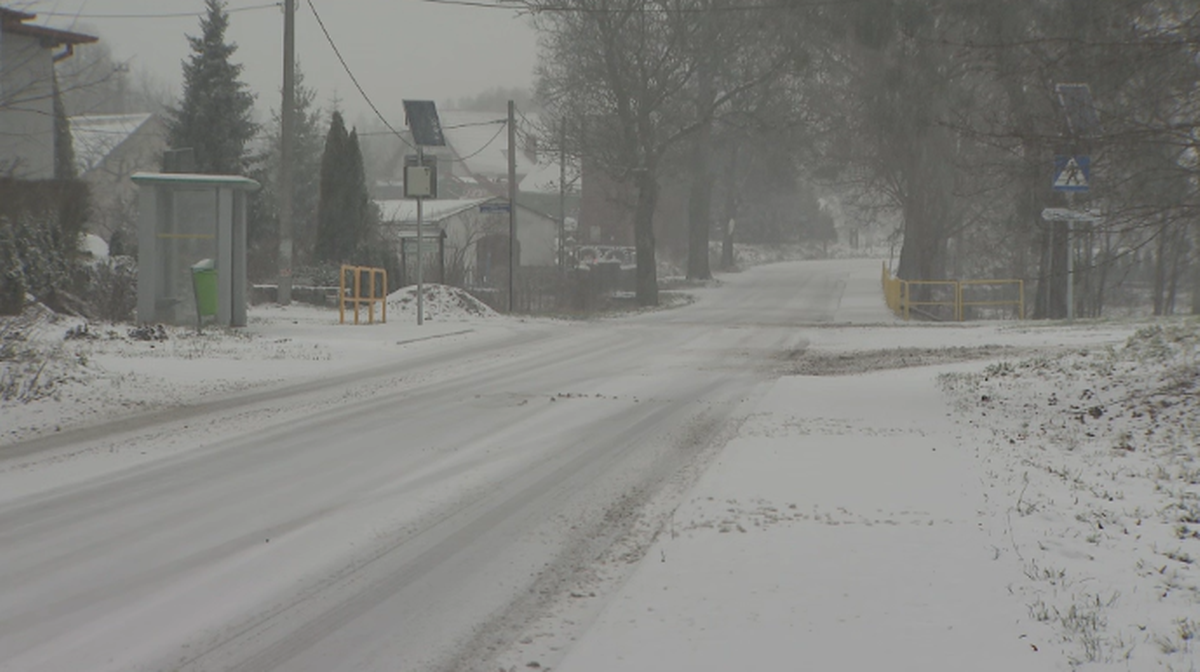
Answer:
top-left (1051, 154), bottom-right (1091, 321)
top-left (1049, 83), bottom-right (1101, 323)
top-left (402, 101), bottom-right (446, 326)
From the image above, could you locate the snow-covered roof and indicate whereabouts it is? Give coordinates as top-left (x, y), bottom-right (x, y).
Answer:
top-left (131, 172), bottom-right (260, 190)
top-left (377, 197), bottom-right (496, 224)
top-left (69, 113), bottom-right (156, 175)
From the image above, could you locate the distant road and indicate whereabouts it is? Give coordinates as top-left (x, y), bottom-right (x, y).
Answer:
top-left (0, 259), bottom-right (885, 672)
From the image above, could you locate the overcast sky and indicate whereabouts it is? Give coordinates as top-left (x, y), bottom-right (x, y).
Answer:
top-left (20, 0), bottom-right (539, 123)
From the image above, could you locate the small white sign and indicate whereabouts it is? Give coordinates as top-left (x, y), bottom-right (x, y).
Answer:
top-left (1042, 208), bottom-right (1100, 222)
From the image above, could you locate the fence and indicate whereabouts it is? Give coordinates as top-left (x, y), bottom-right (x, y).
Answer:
top-left (340, 265), bottom-right (387, 325)
top-left (882, 262), bottom-right (1024, 321)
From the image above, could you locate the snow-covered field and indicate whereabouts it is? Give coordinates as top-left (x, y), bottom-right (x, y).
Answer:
top-left (2, 262), bottom-right (1197, 671)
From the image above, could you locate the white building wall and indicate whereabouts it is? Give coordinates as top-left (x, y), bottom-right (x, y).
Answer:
top-left (0, 31), bottom-right (56, 179)
top-left (436, 206), bottom-right (559, 285)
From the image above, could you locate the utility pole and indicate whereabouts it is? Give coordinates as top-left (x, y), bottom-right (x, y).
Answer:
top-left (278, 0), bottom-right (295, 305)
top-left (559, 118), bottom-right (566, 271)
top-left (416, 146), bottom-right (425, 326)
top-left (508, 100), bottom-right (517, 312)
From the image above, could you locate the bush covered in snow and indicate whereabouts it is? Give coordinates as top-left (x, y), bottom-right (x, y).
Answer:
top-left (0, 178), bottom-right (90, 316)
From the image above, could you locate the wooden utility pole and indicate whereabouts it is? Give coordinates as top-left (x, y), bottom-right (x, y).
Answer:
top-left (508, 100), bottom-right (517, 312)
top-left (278, 0), bottom-right (295, 305)
top-left (416, 147), bottom-right (425, 326)
top-left (559, 119), bottom-right (567, 270)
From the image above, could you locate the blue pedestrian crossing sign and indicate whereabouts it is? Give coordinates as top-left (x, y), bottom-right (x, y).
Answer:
top-left (1053, 156), bottom-right (1090, 192)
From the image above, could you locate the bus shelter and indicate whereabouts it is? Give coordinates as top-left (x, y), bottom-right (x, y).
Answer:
top-left (132, 172), bottom-right (259, 327)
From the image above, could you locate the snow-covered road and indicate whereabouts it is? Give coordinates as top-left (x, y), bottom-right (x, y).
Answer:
top-left (0, 260), bottom-right (882, 671)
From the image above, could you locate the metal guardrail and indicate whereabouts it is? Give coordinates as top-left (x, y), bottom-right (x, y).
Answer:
top-left (881, 262), bottom-right (1024, 321)
top-left (340, 265), bottom-right (387, 325)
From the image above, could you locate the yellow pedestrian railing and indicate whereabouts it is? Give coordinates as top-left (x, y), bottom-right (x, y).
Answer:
top-left (903, 280), bottom-right (959, 321)
top-left (956, 279), bottom-right (1024, 322)
top-left (881, 262), bottom-right (1024, 321)
top-left (340, 265), bottom-right (387, 325)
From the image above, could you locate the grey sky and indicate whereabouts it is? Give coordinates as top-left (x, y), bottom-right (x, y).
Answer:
top-left (22, 0), bottom-right (539, 122)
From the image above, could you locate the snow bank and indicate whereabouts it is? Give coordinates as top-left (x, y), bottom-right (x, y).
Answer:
top-left (940, 322), bottom-right (1200, 669)
top-left (386, 284), bottom-right (500, 321)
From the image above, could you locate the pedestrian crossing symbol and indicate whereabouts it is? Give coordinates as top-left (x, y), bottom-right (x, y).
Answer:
top-left (1053, 155), bottom-right (1090, 192)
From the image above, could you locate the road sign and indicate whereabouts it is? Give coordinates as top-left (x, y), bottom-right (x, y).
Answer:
top-left (1042, 207), bottom-right (1100, 222)
top-left (1053, 155), bottom-right (1090, 192)
top-left (479, 201), bottom-right (511, 214)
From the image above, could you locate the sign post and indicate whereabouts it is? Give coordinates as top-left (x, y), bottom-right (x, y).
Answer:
top-left (1051, 83), bottom-right (1102, 322)
top-left (402, 101), bottom-right (446, 326)
top-left (1041, 208), bottom-right (1098, 322)
top-left (417, 147), bottom-right (424, 325)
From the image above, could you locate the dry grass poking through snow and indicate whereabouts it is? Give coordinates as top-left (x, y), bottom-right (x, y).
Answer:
top-left (0, 305), bottom-right (87, 404)
top-left (941, 322), bottom-right (1200, 670)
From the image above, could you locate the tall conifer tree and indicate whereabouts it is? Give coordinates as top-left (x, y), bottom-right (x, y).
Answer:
top-left (165, 0), bottom-right (257, 174)
top-left (315, 112), bottom-right (379, 264)
top-left (247, 65), bottom-right (324, 277)
top-left (315, 111), bottom-right (350, 262)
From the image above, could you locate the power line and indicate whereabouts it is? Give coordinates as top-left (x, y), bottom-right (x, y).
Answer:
top-left (26, 3), bottom-right (283, 20)
top-left (418, 0), bottom-right (876, 13)
top-left (452, 121), bottom-right (508, 162)
top-left (358, 118), bottom-right (505, 136)
top-left (305, 0), bottom-right (414, 150)
top-left (447, 118), bottom-right (507, 130)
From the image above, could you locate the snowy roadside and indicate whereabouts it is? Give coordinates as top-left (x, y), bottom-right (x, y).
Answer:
top-left (0, 284), bottom-right (517, 448)
top-left (941, 322), bottom-right (1200, 669)
top-left (494, 314), bottom-right (1196, 671)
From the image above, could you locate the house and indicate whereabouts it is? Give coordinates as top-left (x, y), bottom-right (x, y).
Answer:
top-left (70, 112), bottom-right (168, 242)
top-left (372, 109), bottom-right (580, 225)
top-left (0, 7), bottom-right (96, 179)
top-left (377, 196), bottom-right (560, 287)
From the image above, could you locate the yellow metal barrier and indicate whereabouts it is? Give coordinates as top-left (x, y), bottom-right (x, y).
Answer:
top-left (903, 280), bottom-right (958, 321)
top-left (882, 262), bottom-right (904, 313)
top-left (956, 279), bottom-right (1024, 321)
top-left (340, 265), bottom-right (387, 325)
top-left (880, 263), bottom-right (1024, 321)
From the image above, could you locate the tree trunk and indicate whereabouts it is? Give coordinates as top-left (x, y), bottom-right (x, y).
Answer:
top-left (720, 144), bottom-right (738, 271)
top-left (1165, 224), bottom-right (1184, 315)
top-left (1153, 219), bottom-right (1168, 316)
top-left (1094, 228), bottom-right (1112, 317)
top-left (1192, 222), bottom-right (1200, 315)
top-left (686, 122), bottom-right (714, 280)
top-left (686, 46), bottom-right (715, 281)
top-left (634, 171), bottom-right (659, 306)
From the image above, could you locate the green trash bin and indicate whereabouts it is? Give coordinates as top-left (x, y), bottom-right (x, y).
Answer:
top-left (191, 258), bottom-right (218, 330)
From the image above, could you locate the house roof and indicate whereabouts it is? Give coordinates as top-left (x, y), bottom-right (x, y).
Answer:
top-left (69, 113), bottom-right (158, 175)
top-left (377, 197), bottom-right (496, 224)
top-left (1, 7), bottom-right (98, 46)
top-left (439, 110), bottom-right (540, 180)
top-left (131, 172), bottom-right (261, 191)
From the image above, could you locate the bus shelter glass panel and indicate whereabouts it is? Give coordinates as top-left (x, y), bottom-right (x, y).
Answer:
top-left (157, 189), bottom-right (217, 324)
